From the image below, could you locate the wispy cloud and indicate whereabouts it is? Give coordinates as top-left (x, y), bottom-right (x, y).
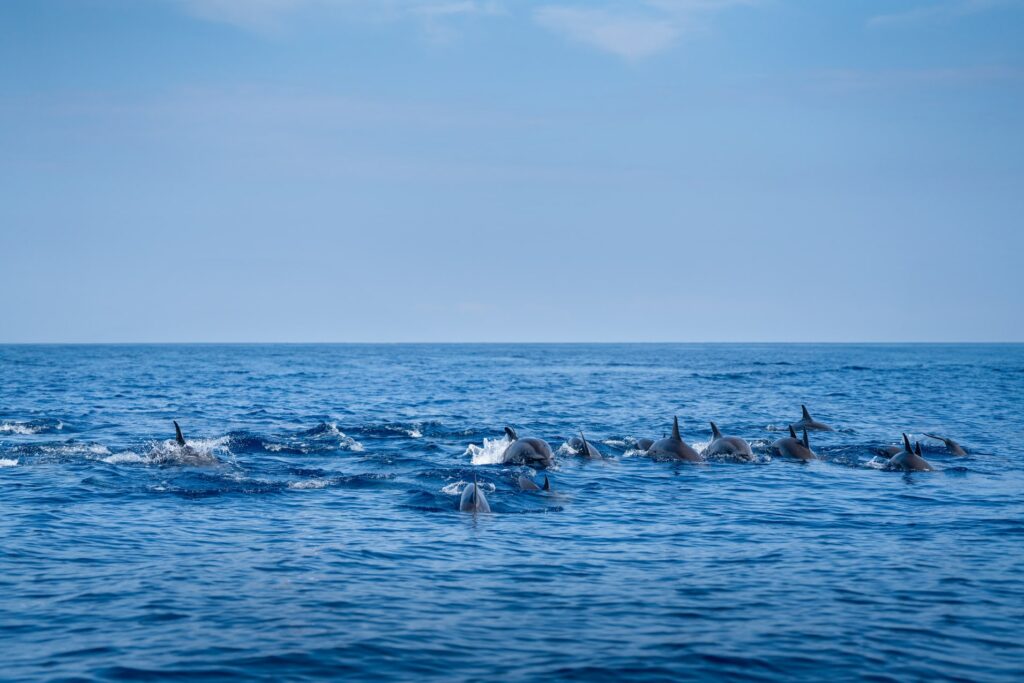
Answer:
top-left (868, 0), bottom-right (1021, 28)
top-left (533, 1), bottom-right (757, 60)
top-left (176, 0), bottom-right (503, 34)
top-left (533, 7), bottom-right (678, 60)
top-left (175, 0), bottom-right (756, 58)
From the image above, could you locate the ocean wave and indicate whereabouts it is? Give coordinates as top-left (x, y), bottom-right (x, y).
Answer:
top-left (0, 418), bottom-right (64, 435)
top-left (0, 458), bottom-right (18, 467)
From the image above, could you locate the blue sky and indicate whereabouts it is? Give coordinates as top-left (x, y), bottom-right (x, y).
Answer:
top-left (1, 0), bottom-right (1022, 342)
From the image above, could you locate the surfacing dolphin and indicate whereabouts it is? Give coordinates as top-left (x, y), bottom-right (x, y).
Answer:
top-left (518, 474), bottom-right (551, 492)
top-left (790, 405), bottom-right (833, 432)
top-left (501, 427), bottom-right (555, 469)
top-left (704, 422), bottom-right (753, 460)
top-left (646, 416), bottom-right (701, 462)
top-left (887, 434), bottom-right (933, 472)
top-left (633, 437), bottom-right (654, 452)
top-left (772, 426), bottom-right (815, 461)
top-left (459, 473), bottom-right (491, 513)
top-left (924, 433), bottom-right (967, 456)
top-left (167, 421), bottom-right (218, 465)
top-left (568, 431), bottom-right (602, 459)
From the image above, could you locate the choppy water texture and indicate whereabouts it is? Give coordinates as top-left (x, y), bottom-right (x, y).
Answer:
top-left (2, 344), bottom-right (1023, 681)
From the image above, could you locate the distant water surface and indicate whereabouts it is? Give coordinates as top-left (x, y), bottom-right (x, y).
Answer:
top-left (1, 344), bottom-right (1022, 681)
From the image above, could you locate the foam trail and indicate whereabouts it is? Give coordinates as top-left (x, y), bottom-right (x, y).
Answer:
top-left (0, 458), bottom-right (18, 467)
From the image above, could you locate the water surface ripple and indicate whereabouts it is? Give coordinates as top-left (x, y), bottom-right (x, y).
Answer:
top-left (1, 344), bottom-right (1022, 681)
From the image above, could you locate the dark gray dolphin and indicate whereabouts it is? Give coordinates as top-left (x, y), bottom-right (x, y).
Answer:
top-left (879, 444), bottom-right (903, 458)
top-left (518, 474), bottom-right (551, 492)
top-left (924, 433), bottom-right (967, 456)
top-left (704, 422), bottom-right (753, 460)
top-left (789, 405), bottom-right (833, 432)
top-left (568, 431), bottom-right (602, 459)
top-left (168, 421), bottom-right (218, 465)
top-left (459, 473), bottom-right (491, 513)
top-left (633, 437), bottom-right (654, 452)
top-left (501, 427), bottom-right (555, 468)
top-left (887, 434), bottom-right (933, 472)
top-left (772, 426), bottom-right (815, 461)
top-left (647, 416), bottom-right (701, 462)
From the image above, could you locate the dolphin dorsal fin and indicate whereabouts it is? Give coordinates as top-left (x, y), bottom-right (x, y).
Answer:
top-left (174, 420), bottom-right (186, 446)
top-left (915, 441), bottom-right (922, 456)
top-left (902, 433), bottom-right (913, 453)
top-left (579, 430), bottom-right (591, 456)
top-left (802, 429), bottom-right (809, 449)
top-left (672, 416), bottom-right (681, 441)
top-left (802, 405), bottom-right (812, 420)
top-left (789, 425), bottom-right (797, 439)
top-left (542, 475), bottom-right (550, 491)
top-left (710, 422), bottom-right (722, 439)
top-left (504, 426), bottom-right (518, 441)
top-left (472, 473), bottom-right (479, 506)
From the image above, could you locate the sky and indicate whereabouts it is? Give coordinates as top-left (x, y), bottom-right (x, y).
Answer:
top-left (1, 0), bottom-right (1022, 343)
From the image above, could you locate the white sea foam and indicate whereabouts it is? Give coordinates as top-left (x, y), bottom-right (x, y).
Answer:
top-left (0, 419), bottom-right (63, 435)
top-left (289, 478), bottom-right (330, 490)
top-left (442, 480), bottom-right (496, 495)
top-left (556, 441), bottom-right (581, 456)
top-left (146, 436), bottom-right (229, 466)
top-left (464, 435), bottom-right (511, 465)
top-left (0, 458), bottom-right (18, 467)
top-left (321, 423), bottom-right (365, 451)
top-left (102, 452), bottom-right (147, 464)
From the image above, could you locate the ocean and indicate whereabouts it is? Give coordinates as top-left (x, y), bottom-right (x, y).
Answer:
top-left (1, 343), bottom-right (1022, 681)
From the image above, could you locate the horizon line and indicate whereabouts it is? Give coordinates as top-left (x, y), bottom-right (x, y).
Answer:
top-left (2, 341), bottom-right (1022, 346)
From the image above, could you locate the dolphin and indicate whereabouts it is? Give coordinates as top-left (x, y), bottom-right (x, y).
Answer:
top-left (646, 416), bottom-right (701, 462)
top-left (924, 433), bottom-right (967, 456)
top-left (633, 437), bottom-right (654, 452)
top-left (167, 421), bottom-right (218, 465)
top-left (518, 474), bottom-right (551, 492)
top-left (704, 422), bottom-right (753, 460)
top-left (568, 431), bottom-right (602, 459)
top-left (501, 427), bottom-right (555, 468)
top-left (887, 434), bottom-right (933, 472)
top-left (878, 444), bottom-right (903, 458)
top-left (773, 426), bottom-right (816, 461)
top-left (459, 473), bottom-right (491, 513)
top-left (789, 405), bottom-right (833, 432)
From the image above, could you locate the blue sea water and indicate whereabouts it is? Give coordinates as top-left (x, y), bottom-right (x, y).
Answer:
top-left (1, 343), bottom-right (1023, 681)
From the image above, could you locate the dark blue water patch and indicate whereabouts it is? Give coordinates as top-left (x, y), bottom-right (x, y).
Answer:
top-left (1, 343), bottom-right (1023, 681)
